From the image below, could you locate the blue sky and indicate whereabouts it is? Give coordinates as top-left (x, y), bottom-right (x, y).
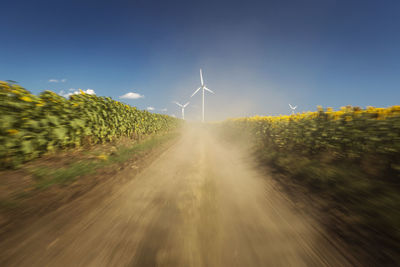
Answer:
top-left (1, 0), bottom-right (399, 120)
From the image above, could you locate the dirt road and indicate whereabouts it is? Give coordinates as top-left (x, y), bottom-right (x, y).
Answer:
top-left (0, 126), bottom-right (353, 266)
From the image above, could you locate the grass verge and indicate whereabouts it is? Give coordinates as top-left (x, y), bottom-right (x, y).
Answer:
top-left (30, 132), bottom-right (179, 189)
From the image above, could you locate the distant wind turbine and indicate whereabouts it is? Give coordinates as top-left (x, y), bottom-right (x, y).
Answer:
top-left (191, 69), bottom-right (214, 122)
top-left (289, 104), bottom-right (297, 115)
top-left (174, 101), bottom-right (190, 120)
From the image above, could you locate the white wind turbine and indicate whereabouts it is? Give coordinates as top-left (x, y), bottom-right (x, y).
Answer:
top-left (289, 104), bottom-right (297, 115)
top-left (174, 101), bottom-right (190, 120)
top-left (191, 69), bottom-right (214, 122)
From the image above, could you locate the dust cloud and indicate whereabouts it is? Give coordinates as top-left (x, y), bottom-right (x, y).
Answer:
top-left (0, 125), bottom-right (354, 266)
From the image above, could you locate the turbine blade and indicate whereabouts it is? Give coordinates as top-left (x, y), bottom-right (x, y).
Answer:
top-left (289, 104), bottom-right (293, 109)
top-left (200, 69), bottom-right (204, 86)
top-left (174, 101), bottom-right (183, 107)
top-left (183, 102), bottom-right (190, 107)
top-left (191, 87), bottom-right (201, 97)
top-left (204, 87), bottom-right (214, 94)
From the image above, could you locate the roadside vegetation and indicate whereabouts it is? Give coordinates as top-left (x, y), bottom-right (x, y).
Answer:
top-left (0, 81), bottom-right (180, 169)
top-left (31, 132), bottom-right (178, 189)
top-left (222, 105), bottom-right (400, 264)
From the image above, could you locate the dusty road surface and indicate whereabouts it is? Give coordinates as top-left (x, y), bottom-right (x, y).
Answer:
top-left (0, 126), bottom-right (354, 267)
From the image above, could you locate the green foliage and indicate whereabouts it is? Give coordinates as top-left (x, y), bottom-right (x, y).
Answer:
top-left (225, 106), bottom-right (400, 179)
top-left (0, 81), bottom-right (180, 168)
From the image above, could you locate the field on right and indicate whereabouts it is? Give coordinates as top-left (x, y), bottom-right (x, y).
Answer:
top-left (221, 105), bottom-right (400, 264)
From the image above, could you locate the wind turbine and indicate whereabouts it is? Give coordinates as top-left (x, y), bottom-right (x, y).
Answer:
top-left (289, 104), bottom-right (297, 115)
top-left (174, 101), bottom-right (190, 120)
top-left (191, 69), bottom-right (214, 122)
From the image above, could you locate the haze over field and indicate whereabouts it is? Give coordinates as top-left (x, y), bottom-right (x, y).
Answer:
top-left (1, 1), bottom-right (399, 265)
top-left (1, 0), bottom-right (400, 121)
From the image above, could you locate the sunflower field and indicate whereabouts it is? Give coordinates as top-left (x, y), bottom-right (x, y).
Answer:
top-left (0, 81), bottom-right (180, 168)
top-left (226, 105), bottom-right (400, 171)
top-left (223, 105), bottom-right (400, 262)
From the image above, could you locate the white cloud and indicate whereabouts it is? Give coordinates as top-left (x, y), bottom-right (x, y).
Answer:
top-left (58, 90), bottom-right (67, 97)
top-left (160, 108), bottom-right (167, 112)
top-left (170, 114), bottom-right (176, 118)
top-left (49, 78), bottom-right (67, 83)
top-left (59, 88), bottom-right (96, 98)
top-left (85, 89), bottom-right (95, 95)
top-left (147, 107), bottom-right (155, 111)
top-left (119, 92), bottom-right (144, 99)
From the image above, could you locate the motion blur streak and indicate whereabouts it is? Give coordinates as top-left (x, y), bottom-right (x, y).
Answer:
top-left (0, 126), bottom-right (353, 266)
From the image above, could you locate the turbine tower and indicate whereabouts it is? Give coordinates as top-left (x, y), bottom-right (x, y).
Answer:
top-left (174, 101), bottom-right (190, 120)
top-left (191, 69), bottom-right (214, 122)
top-left (289, 104), bottom-right (297, 115)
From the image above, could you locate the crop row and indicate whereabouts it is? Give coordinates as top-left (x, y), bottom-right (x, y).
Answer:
top-left (226, 106), bottom-right (400, 173)
top-left (0, 81), bottom-right (180, 168)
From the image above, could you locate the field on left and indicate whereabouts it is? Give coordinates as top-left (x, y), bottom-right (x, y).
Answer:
top-left (0, 81), bottom-right (180, 168)
top-left (0, 81), bottom-right (181, 237)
